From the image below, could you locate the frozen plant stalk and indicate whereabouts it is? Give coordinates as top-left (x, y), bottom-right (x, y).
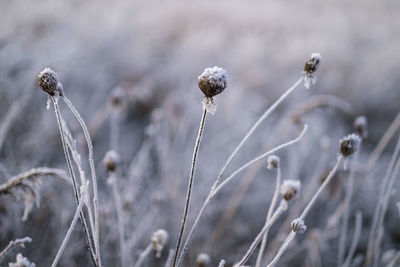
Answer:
top-left (38, 68), bottom-right (99, 267)
top-left (172, 66), bottom-right (228, 267)
top-left (266, 134), bottom-right (360, 267)
top-left (177, 53), bottom-right (320, 266)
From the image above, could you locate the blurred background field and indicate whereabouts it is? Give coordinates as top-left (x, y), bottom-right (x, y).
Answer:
top-left (1, 0), bottom-right (400, 266)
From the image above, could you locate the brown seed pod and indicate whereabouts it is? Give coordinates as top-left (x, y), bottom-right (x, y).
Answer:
top-left (38, 68), bottom-right (59, 96)
top-left (267, 155), bottom-right (280, 169)
top-left (280, 180), bottom-right (301, 201)
top-left (103, 150), bottom-right (120, 172)
top-left (354, 116), bottom-right (368, 138)
top-left (291, 218), bottom-right (307, 234)
top-left (304, 53), bottom-right (321, 75)
top-left (339, 134), bottom-right (361, 157)
top-left (198, 66), bottom-right (228, 97)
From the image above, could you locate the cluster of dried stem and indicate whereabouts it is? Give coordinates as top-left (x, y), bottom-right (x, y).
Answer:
top-left (176, 77), bottom-right (306, 266)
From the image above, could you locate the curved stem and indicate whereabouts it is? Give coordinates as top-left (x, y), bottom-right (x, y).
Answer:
top-left (134, 244), bottom-right (153, 267)
top-left (266, 155), bottom-right (343, 267)
top-left (366, 132), bottom-right (400, 267)
top-left (256, 167), bottom-right (281, 267)
top-left (212, 125), bottom-right (307, 196)
top-left (342, 211), bottom-right (362, 267)
top-left (213, 77), bottom-right (303, 190)
top-left (62, 96), bottom-right (101, 266)
top-left (51, 196), bottom-right (84, 267)
top-left (235, 200), bottom-right (287, 266)
top-left (177, 125), bottom-right (307, 266)
top-left (338, 146), bottom-right (360, 266)
top-left (52, 96), bottom-right (98, 266)
top-left (172, 108), bottom-right (207, 267)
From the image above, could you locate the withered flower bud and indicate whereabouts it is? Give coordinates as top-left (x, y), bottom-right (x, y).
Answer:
top-left (198, 66), bottom-right (227, 98)
top-left (38, 68), bottom-right (59, 96)
top-left (109, 87), bottom-right (125, 107)
top-left (304, 53), bottom-right (321, 75)
top-left (267, 155), bottom-right (280, 169)
top-left (291, 218), bottom-right (307, 234)
top-left (103, 150), bottom-right (120, 172)
top-left (280, 180), bottom-right (301, 201)
top-left (339, 134), bottom-right (361, 157)
top-left (151, 229), bottom-right (169, 258)
top-left (196, 253), bottom-right (211, 267)
top-left (354, 116), bottom-right (368, 138)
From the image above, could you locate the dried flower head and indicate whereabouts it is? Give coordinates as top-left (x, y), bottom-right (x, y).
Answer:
top-left (280, 180), bottom-right (301, 201)
top-left (196, 253), bottom-right (211, 267)
top-left (109, 87), bottom-right (125, 107)
top-left (339, 133), bottom-right (361, 157)
top-left (103, 150), bottom-right (120, 172)
top-left (151, 229), bottom-right (169, 257)
top-left (198, 66), bottom-right (228, 98)
top-left (9, 253), bottom-right (36, 267)
top-left (354, 116), bottom-right (368, 138)
top-left (38, 68), bottom-right (60, 96)
top-left (303, 53), bottom-right (321, 89)
top-left (291, 218), bottom-right (307, 234)
top-left (267, 155), bottom-right (280, 169)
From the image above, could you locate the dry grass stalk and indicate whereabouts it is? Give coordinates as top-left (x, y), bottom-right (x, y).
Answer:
top-left (0, 168), bottom-right (69, 194)
top-left (0, 236), bottom-right (32, 263)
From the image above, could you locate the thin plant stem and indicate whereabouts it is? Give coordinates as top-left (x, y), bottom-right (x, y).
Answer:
top-left (218, 260), bottom-right (226, 267)
top-left (52, 96), bottom-right (98, 267)
top-left (235, 200), bottom-right (288, 266)
top-left (338, 145), bottom-right (361, 266)
top-left (110, 109), bottom-right (120, 150)
top-left (212, 125), bottom-right (308, 196)
top-left (134, 244), bottom-right (153, 267)
top-left (176, 77), bottom-right (304, 265)
top-left (0, 87), bottom-right (32, 153)
top-left (256, 167), bottom-right (281, 267)
top-left (172, 108), bottom-right (207, 267)
top-left (62, 120), bottom-right (96, 253)
top-left (109, 172), bottom-right (127, 267)
top-left (214, 77), bottom-right (303, 191)
top-left (366, 112), bottom-right (400, 171)
top-left (176, 125), bottom-right (308, 266)
top-left (373, 149), bottom-right (400, 266)
top-left (164, 249), bottom-right (175, 267)
top-left (51, 195), bottom-right (84, 267)
top-left (300, 155), bottom-right (342, 220)
top-left (62, 96), bottom-right (101, 266)
top-left (366, 132), bottom-right (400, 267)
top-left (266, 156), bottom-right (343, 267)
top-left (342, 211), bottom-right (362, 267)
top-left (0, 237), bottom-right (32, 263)
top-left (266, 231), bottom-right (296, 267)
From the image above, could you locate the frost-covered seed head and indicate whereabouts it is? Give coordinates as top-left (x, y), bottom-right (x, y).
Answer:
top-left (304, 53), bottom-right (321, 75)
top-left (198, 66), bottom-right (228, 98)
top-left (196, 253), bottom-right (211, 267)
top-left (280, 180), bottom-right (301, 201)
top-left (354, 116), bottom-right (368, 138)
top-left (267, 155), bottom-right (280, 169)
top-left (291, 218), bottom-right (307, 234)
top-left (103, 150), bottom-right (120, 172)
top-left (9, 253), bottom-right (36, 267)
top-left (339, 134), bottom-right (361, 157)
top-left (151, 229), bottom-right (169, 257)
top-left (109, 87), bottom-right (125, 107)
top-left (38, 68), bottom-right (59, 96)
